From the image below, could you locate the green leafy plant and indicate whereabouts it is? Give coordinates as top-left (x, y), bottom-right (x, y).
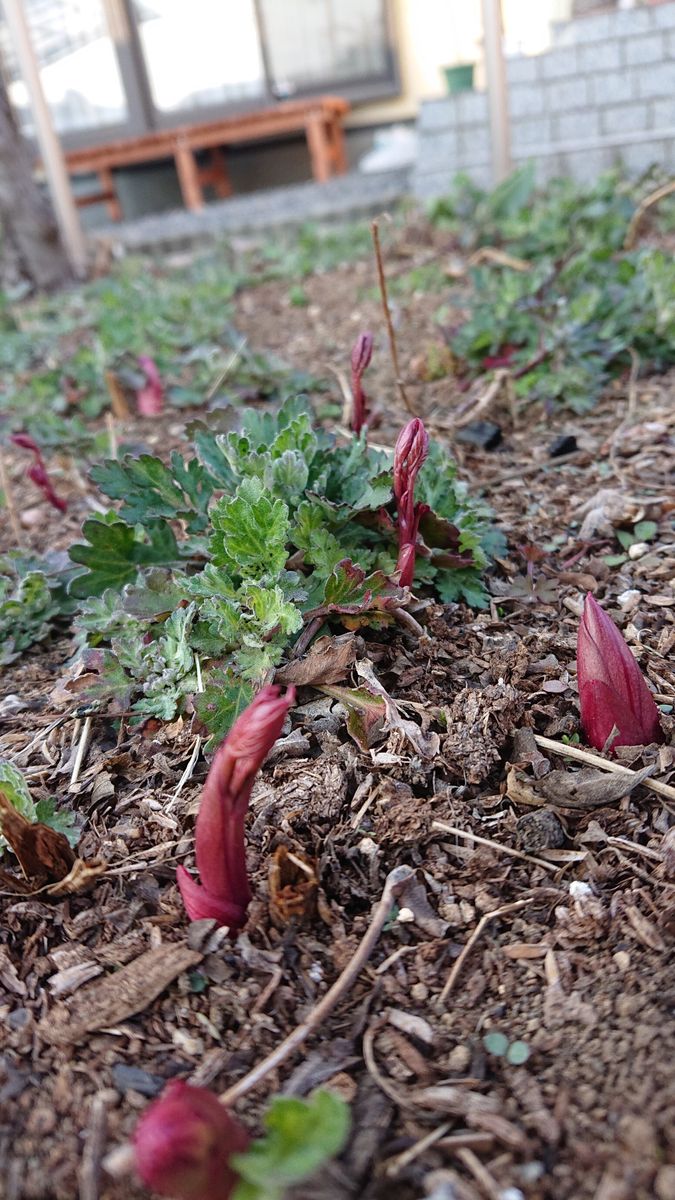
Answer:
top-left (604, 519), bottom-right (658, 566)
top-left (69, 395), bottom-right (501, 739)
top-left (483, 1031), bottom-right (531, 1066)
top-left (431, 170), bottom-right (675, 411)
top-left (0, 550), bottom-right (75, 665)
top-left (0, 761), bottom-right (79, 852)
top-left (231, 1091), bottom-right (350, 1200)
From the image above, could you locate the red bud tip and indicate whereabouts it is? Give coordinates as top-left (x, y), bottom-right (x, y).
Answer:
top-left (137, 355), bottom-right (164, 417)
top-left (577, 593), bottom-right (663, 753)
top-left (10, 432), bottom-right (67, 512)
top-left (350, 331), bottom-right (374, 378)
top-left (393, 419), bottom-right (429, 506)
top-left (177, 686), bottom-right (295, 931)
top-left (133, 1080), bottom-right (249, 1200)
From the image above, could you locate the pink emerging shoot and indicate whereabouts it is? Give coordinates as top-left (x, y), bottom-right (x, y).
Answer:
top-left (137, 355), bottom-right (164, 416)
top-left (350, 331), bottom-right (374, 433)
top-left (133, 1080), bottom-right (249, 1200)
top-left (393, 418), bottom-right (430, 587)
top-left (10, 433), bottom-right (67, 513)
top-left (177, 685), bottom-right (295, 930)
top-left (577, 592), bottom-right (663, 753)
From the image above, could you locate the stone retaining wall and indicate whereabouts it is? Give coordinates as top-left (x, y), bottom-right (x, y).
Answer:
top-left (413, 1), bottom-right (675, 197)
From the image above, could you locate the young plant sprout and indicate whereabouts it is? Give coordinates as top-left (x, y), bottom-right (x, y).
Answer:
top-left (9, 433), bottom-right (67, 513)
top-left (137, 355), bottom-right (164, 416)
top-left (349, 331), bottom-right (374, 433)
top-left (177, 685), bottom-right (295, 930)
top-left (133, 1080), bottom-right (249, 1200)
top-left (393, 417), bottom-right (429, 587)
top-left (577, 592), bottom-right (663, 752)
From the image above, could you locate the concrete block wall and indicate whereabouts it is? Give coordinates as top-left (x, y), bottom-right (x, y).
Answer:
top-left (413, 0), bottom-right (675, 198)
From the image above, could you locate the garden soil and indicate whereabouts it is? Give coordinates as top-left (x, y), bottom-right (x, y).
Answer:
top-left (1, 229), bottom-right (674, 1200)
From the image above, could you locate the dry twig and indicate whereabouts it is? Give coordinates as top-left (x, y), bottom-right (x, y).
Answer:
top-left (624, 179), bottom-right (675, 250)
top-left (0, 453), bottom-right (23, 545)
top-left (431, 821), bottom-right (558, 873)
top-left (533, 734), bottom-right (675, 803)
top-left (371, 218), bottom-right (416, 416)
top-left (440, 898), bottom-right (535, 1004)
top-left (219, 864), bottom-right (415, 1104)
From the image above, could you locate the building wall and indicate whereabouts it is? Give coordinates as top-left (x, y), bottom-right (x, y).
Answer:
top-left (349, 0), bottom-right (571, 128)
top-left (413, 0), bottom-right (675, 197)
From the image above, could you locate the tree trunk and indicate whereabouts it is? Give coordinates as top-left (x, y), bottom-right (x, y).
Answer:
top-left (0, 73), bottom-right (72, 292)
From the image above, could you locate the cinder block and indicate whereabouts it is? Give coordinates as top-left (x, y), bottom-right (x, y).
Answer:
top-left (619, 139), bottom-right (668, 175)
top-left (558, 12), bottom-right (612, 44)
top-left (506, 55), bottom-right (541, 85)
top-left (455, 91), bottom-right (489, 125)
top-left (508, 84), bottom-right (540, 118)
top-left (418, 99), bottom-right (456, 133)
top-left (636, 60), bottom-right (675, 98)
top-left (589, 71), bottom-right (637, 105)
top-left (541, 46), bottom-right (578, 79)
top-left (546, 77), bottom-right (589, 112)
top-left (416, 130), bottom-right (458, 170)
top-left (511, 115), bottom-right (552, 149)
top-left (601, 103), bottom-right (651, 136)
top-left (577, 40), bottom-right (622, 72)
top-left (412, 169), bottom-right (456, 200)
top-left (556, 110), bottom-right (600, 143)
top-left (624, 34), bottom-right (666, 66)
top-left (650, 2), bottom-right (675, 30)
top-left (611, 7), bottom-right (654, 36)
top-left (559, 146), bottom-right (613, 183)
top-left (458, 125), bottom-right (492, 165)
top-left (652, 97), bottom-right (675, 128)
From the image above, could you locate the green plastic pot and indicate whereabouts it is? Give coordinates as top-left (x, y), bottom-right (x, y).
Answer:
top-left (443, 63), bottom-right (475, 94)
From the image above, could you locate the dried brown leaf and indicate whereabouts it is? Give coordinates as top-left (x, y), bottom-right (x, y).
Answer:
top-left (276, 633), bottom-right (359, 687)
top-left (38, 942), bottom-right (203, 1045)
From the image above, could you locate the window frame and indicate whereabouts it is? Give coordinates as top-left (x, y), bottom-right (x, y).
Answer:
top-left (1, 0), bottom-right (400, 149)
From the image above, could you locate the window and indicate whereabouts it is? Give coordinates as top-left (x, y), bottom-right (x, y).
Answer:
top-left (0, 0), bottom-right (397, 144)
top-left (0, 0), bottom-right (127, 135)
top-left (135, 0), bottom-right (267, 114)
top-left (257, 0), bottom-right (392, 98)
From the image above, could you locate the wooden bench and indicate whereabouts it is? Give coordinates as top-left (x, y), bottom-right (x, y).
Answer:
top-left (64, 96), bottom-right (350, 221)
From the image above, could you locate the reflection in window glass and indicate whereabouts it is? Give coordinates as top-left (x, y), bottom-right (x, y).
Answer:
top-left (0, 0), bottom-right (127, 134)
top-left (134, 0), bottom-right (266, 113)
top-left (258, 0), bottom-right (389, 97)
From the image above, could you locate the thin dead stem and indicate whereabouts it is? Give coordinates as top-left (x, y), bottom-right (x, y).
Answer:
top-left (440, 898), bottom-right (534, 1004)
top-left (431, 821), bottom-right (557, 873)
top-left (371, 218), bottom-right (416, 417)
top-left (624, 179), bottom-right (675, 250)
top-left (219, 864), bottom-right (415, 1104)
top-left (534, 734), bottom-right (675, 803)
top-left (0, 453), bottom-right (23, 545)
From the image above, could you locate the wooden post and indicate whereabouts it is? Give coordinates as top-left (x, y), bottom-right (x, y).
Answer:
top-left (2, 0), bottom-right (87, 277)
top-left (481, 0), bottom-right (512, 184)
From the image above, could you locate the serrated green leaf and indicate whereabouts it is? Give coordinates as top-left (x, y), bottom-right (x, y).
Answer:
top-left (69, 519), bottom-right (180, 598)
top-left (0, 761), bottom-right (37, 850)
top-left (34, 798), bottom-right (80, 847)
top-left (210, 477), bottom-right (290, 580)
top-left (90, 452), bottom-right (214, 533)
top-left (232, 1091), bottom-right (350, 1199)
top-left (194, 669), bottom-right (254, 747)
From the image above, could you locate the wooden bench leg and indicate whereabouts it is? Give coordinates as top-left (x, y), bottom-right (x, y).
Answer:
top-left (174, 142), bottom-right (204, 212)
top-left (206, 148), bottom-right (233, 198)
top-left (326, 117), bottom-right (348, 175)
top-left (99, 168), bottom-right (122, 221)
top-left (305, 114), bottom-right (331, 183)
